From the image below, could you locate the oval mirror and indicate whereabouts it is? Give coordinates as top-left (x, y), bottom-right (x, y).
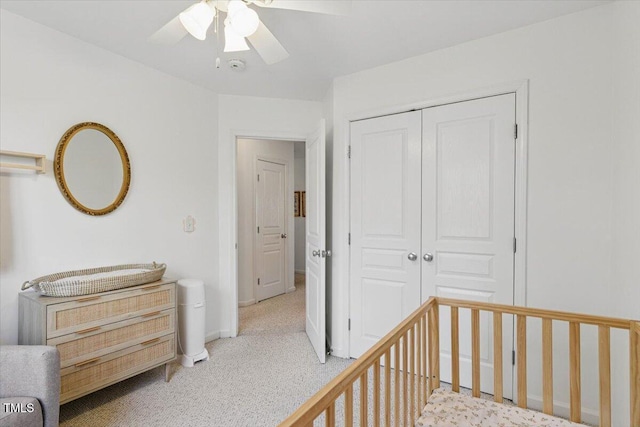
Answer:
top-left (54, 122), bottom-right (130, 216)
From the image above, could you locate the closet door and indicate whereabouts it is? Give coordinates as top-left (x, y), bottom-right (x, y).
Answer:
top-left (349, 111), bottom-right (422, 358)
top-left (421, 94), bottom-right (516, 398)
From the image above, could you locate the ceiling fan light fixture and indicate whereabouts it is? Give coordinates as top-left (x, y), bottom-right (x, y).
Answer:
top-left (228, 1), bottom-right (260, 37)
top-left (224, 23), bottom-right (250, 52)
top-left (227, 0), bottom-right (246, 16)
top-left (179, 1), bottom-right (216, 41)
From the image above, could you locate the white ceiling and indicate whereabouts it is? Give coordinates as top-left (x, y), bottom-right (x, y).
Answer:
top-left (0, 0), bottom-right (608, 100)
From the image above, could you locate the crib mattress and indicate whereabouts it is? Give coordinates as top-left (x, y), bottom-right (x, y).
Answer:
top-left (416, 388), bottom-right (587, 427)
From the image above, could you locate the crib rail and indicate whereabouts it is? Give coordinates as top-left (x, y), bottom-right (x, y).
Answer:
top-left (279, 297), bottom-right (438, 427)
top-left (438, 298), bottom-right (637, 427)
top-left (279, 298), bottom-right (640, 427)
top-left (632, 321), bottom-right (640, 427)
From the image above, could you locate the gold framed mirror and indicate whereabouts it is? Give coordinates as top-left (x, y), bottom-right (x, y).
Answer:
top-left (54, 122), bottom-right (130, 216)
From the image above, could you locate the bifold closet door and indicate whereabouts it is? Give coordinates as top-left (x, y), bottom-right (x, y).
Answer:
top-left (421, 94), bottom-right (516, 398)
top-left (349, 111), bottom-right (422, 358)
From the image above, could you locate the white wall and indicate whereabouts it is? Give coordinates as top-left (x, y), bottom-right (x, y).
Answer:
top-left (329, 2), bottom-right (637, 421)
top-left (610, 0), bottom-right (640, 325)
top-left (236, 138), bottom-right (295, 306)
top-left (0, 11), bottom-right (219, 344)
top-left (294, 142), bottom-right (306, 273)
top-left (217, 95), bottom-right (323, 337)
top-left (609, 2), bottom-right (640, 425)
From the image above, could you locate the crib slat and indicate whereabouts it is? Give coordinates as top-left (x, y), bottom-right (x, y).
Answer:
top-left (360, 370), bottom-right (368, 427)
top-left (417, 317), bottom-right (423, 409)
top-left (374, 360), bottom-right (380, 427)
top-left (493, 312), bottom-right (503, 403)
top-left (598, 326), bottom-right (611, 427)
top-left (471, 308), bottom-right (481, 398)
top-left (410, 326), bottom-right (415, 426)
top-left (326, 402), bottom-right (335, 427)
top-left (394, 342), bottom-right (400, 427)
top-left (451, 307), bottom-right (460, 393)
top-left (385, 350), bottom-right (391, 427)
top-left (429, 304), bottom-right (440, 392)
top-left (542, 318), bottom-right (553, 415)
top-left (420, 316), bottom-right (428, 410)
top-left (517, 314), bottom-right (527, 408)
top-left (403, 332), bottom-right (408, 427)
top-left (569, 322), bottom-right (581, 423)
top-left (630, 322), bottom-right (639, 427)
top-left (345, 386), bottom-right (353, 427)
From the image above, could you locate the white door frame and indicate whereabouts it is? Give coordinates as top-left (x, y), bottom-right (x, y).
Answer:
top-left (338, 80), bottom-right (529, 370)
top-left (253, 155), bottom-right (291, 302)
top-left (230, 132), bottom-right (307, 337)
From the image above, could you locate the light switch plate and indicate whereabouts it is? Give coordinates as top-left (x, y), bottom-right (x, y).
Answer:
top-left (183, 215), bottom-right (195, 233)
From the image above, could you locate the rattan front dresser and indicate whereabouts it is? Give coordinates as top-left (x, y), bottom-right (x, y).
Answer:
top-left (18, 278), bottom-right (177, 404)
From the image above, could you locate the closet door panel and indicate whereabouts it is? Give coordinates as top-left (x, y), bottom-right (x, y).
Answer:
top-left (349, 111), bottom-right (422, 358)
top-left (422, 94), bottom-right (516, 398)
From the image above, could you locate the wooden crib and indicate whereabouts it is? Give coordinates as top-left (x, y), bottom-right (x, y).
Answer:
top-left (279, 297), bottom-right (640, 427)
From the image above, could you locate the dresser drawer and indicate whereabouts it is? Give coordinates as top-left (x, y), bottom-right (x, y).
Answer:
top-left (49, 309), bottom-right (175, 368)
top-left (47, 283), bottom-right (175, 338)
top-left (60, 333), bottom-right (175, 404)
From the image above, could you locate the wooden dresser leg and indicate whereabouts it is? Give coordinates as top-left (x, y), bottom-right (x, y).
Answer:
top-left (164, 362), bottom-right (171, 382)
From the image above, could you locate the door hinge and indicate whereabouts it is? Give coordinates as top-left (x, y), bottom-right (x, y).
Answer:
top-left (257, 278), bottom-right (260, 285)
top-left (257, 174), bottom-right (260, 181)
top-left (347, 145), bottom-right (351, 159)
top-left (514, 124), bottom-right (518, 140)
top-left (257, 226), bottom-right (260, 234)
top-left (512, 350), bottom-right (516, 366)
top-left (348, 318), bottom-right (351, 331)
top-left (513, 237), bottom-right (517, 253)
top-left (348, 233), bottom-right (351, 245)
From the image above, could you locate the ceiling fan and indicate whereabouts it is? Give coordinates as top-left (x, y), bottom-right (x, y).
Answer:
top-left (149, 0), bottom-right (351, 65)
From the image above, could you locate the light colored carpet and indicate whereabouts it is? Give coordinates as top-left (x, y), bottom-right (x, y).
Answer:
top-left (57, 274), bottom-right (525, 426)
top-left (59, 275), bottom-right (354, 427)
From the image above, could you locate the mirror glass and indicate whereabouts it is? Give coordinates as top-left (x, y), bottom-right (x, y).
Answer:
top-left (54, 123), bottom-right (130, 215)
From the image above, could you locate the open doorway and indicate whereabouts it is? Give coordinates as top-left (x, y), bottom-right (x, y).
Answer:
top-left (236, 138), bottom-right (306, 335)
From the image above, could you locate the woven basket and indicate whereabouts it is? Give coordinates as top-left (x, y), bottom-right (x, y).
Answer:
top-left (21, 262), bottom-right (167, 297)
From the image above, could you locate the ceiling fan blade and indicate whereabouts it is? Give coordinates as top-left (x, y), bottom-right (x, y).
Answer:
top-left (247, 21), bottom-right (289, 65)
top-left (253, 0), bottom-right (351, 15)
top-left (148, 15), bottom-right (188, 45)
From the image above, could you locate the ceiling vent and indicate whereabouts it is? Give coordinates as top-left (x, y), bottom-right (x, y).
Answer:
top-left (228, 58), bottom-right (246, 71)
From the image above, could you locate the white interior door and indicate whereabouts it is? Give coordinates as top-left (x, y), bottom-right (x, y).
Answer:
top-left (421, 94), bottom-right (516, 398)
top-left (305, 120), bottom-right (326, 363)
top-left (349, 111), bottom-right (422, 358)
top-left (255, 159), bottom-right (287, 302)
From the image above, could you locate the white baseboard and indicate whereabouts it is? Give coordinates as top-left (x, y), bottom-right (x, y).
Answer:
top-left (526, 395), bottom-right (598, 426)
top-left (295, 269), bottom-right (305, 275)
top-left (286, 286), bottom-right (296, 293)
top-left (219, 329), bottom-right (232, 338)
top-left (205, 330), bottom-right (220, 343)
top-left (238, 299), bottom-right (255, 307)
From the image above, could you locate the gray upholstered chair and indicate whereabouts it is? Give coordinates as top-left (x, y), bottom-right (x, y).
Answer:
top-left (0, 346), bottom-right (60, 427)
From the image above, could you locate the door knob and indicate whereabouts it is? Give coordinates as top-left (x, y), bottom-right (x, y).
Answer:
top-left (312, 250), bottom-right (321, 257)
top-left (423, 253), bottom-right (434, 262)
top-left (322, 250), bottom-right (332, 258)
top-left (281, 233), bottom-right (287, 239)
top-left (407, 252), bottom-right (418, 261)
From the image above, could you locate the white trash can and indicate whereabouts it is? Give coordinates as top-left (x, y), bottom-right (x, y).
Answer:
top-left (177, 279), bottom-right (210, 367)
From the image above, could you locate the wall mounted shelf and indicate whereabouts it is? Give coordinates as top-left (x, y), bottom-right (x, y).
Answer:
top-left (0, 150), bottom-right (46, 173)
